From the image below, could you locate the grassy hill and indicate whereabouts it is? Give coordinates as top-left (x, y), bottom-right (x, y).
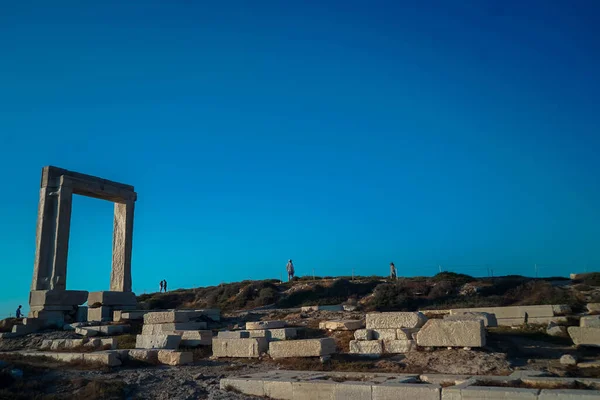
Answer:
top-left (137, 272), bottom-right (600, 313)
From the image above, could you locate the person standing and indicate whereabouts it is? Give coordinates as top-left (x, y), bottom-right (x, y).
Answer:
top-left (286, 259), bottom-right (295, 282)
top-left (159, 280), bottom-right (164, 293)
top-left (390, 262), bottom-right (397, 280)
top-left (163, 280), bottom-right (168, 292)
top-left (16, 305), bottom-right (23, 318)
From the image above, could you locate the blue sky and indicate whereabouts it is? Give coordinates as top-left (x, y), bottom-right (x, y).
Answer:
top-left (0, 1), bottom-right (599, 317)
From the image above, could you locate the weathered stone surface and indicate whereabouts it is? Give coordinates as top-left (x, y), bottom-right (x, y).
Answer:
top-left (76, 306), bottom-right (87, 322)
top-left (538, 388), bottom-right (600, 399)
top-left (142, 322), bottom-right (207, 335)
top-left (449, 305), bottom-right (557, 326)
top-left (75, 327), bottom-right (98, 337)
top-left (383, 339), bottom-right (415, 353)
top-left (84, 338), bottom-right (101, 348)
top-left (366, 312), bottom-right (427, 329)
top-left (319, 320), bottom-right (364, 331)
top-left (243, 328), bottom-right (297, 341)
top-left (269, 338), bottom-right (336, 358)
top-left (568, 327), bottom-right (600, 347)
top-left (87, 306), bottom-right (112, 322)
top-left (581, 316), bottom-right (600, 328)
top-left (157, 350), bottom-right (193, 365)
top-left (416, 320), bottom-right (485, 347)
top-left (301, 305), bottom-right (344, 312)
top-left (100, 338), bottom-right (117, 350)
top-left (551, 305), bottom-right (572, 316)
top-left (180, 330), bottom-right (213, 346)
top-left (21, 350), bottom-right (122, 366)
top-left (29, 290), bottom-right (89, 306)
top-left (113, 310), bottom-right (146, 322)
top-left (444, 312), bottom-right (496, 327)
top-left (373, 382), bottom-right (441, 400)
top-left (349, 340), bottom-right (383, 356)
top-left (354, 329), bottom-right (372, 340)
top-left (191, 308), bottom-right (221, 322)
top-left (135, 334), bottom-right (181, 349)
top-left (397, 328), bottom-right (419, 340)
top-left (88, 291), bottom-right (136, 306)
top-left (212, 338), bottom-right (268, 358)
top-left (128, 349), bottom-right (158, 363)
top-left (217, 331), bottom-right (250, 339)
top-left (110, 200), bottom-right (134, 292)
top-left (560, 354), bottom-right (577, 365)
top-left (143, 311), bottom-right (190, 324)
top-left (40, 340), bottom-right (53, 350)
top-left (246, 320), bottom-right (285, 330)
top-left (587, 303), bottom-right (600, 314)
top-left (221, 378), bottom-right (265, 397)
top-left (458, 386), bottom-right (539, 399)
top-left (577, 360), bottom-right (600, 369)
top-left (547, 322), bottom-right (569, 337)
top-left (372, 329), bottom-right (398, 340)
top-left (97, 324), bottom-right (128, 335)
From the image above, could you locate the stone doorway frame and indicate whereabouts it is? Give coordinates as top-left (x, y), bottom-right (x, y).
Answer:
top-left (31, 166), bottom-right (137, 292)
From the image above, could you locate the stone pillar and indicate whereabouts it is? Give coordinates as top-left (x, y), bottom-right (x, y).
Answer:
top-left (50, 178), bottom-right (73, 290)
top-left (110, 200), bottom-right (134, 292)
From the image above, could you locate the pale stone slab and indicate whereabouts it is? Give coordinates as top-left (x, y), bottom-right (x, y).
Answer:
top-left (372, 329), bottom-right (398, 340)
top-left (135, 334), bottom-right (181, 349)
top-left (217, 331), bottom-right (250, 339)
top-left (366, 312), bottom-right (427, 329)
top-left (88, 291), bottom-right (136, 306)
top-left (142, 322), bottom-right (207, 335)
top-left (180, 330), bottom-right (213, 346)
top-left (587, 303), bottom-right (600, 314)
top-left (221, 378), bottom-right (265, 397)
top-left (75, 327), bottom-right (98, 337)
top-left (373, 382), bottom-right (441, 400)
top-left (243, 328), bottom-right (297, 341)
top-left (157, 350), bottom-right (193, 365)
top-left (246, 320), bottom-right (285, 330)
top-left (383, 339), bottom-right (415, 353)
top-left (292, 381), bottom-right (336, 399)
top-left (459, 386), bottom-right (539, 399)
top-left (114, 310), bottom-right (146, 322)
top-left (354, 329), bottom-right (372, 340)
top-left (143, 311), bottom-right (190, 324)
top-left (547, 322), bottom-right (568, 337)
top-left (560, 354), bottom-right (577, 365)
top-left (87, 306), bottom-right (112, 322)
top-left (110, 201), bottom-right (134, 292)
top-left (552, 305), bottom-right (572, 316)
top-left (268, 338), bottom-right (336, 358)
top-left (264, 380), bottom-right (293, 400)
top-left (538, 389), bottom-right (600, 399)
top-left (334, 382), bottom-right (372, 399)
top-left (416, 320), bottom-right (485, 347)
top-left (444, 312), bottom-right (496, 327)
top-left (21, 350), bottom-right (122, 366)
top-left (100, 338), bottom-right (117, 350)
top-left (29, 290), bottom-right (88, 306)
top-left (568, 327), bottom-right (600, 347)
top-left (212, 338), bottom-right (268, 358)
top-left (319, 320), bottom-right (364, 331)
top-left (349, 340), bottom-right (383, 356)
top-left (581, 316), bottom-right (600, 328)
top-left (128, 349), bottom-right (158, 363)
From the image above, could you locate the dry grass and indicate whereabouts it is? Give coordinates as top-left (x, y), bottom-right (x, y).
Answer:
top-left (115, 334), bottom-right (137, 349)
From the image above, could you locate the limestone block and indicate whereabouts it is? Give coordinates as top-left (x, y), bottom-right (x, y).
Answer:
top-left (50, 339), bottom-right (67, 350)
top-left (318, 320), bottom-right (364, 331)
top-left (372, 383), bottom-right (441, 400)
top-left (292, 381), bottom-right (336, 399)
top-left (334, 382), bottom-right (372, 399)
top-left (397, 328), bottom-right (419, 340)
top-left (88, 306), bottom-right (112, 322)
top-left (76, 306), bottom-right (88, 322)
top-left (416, 320), bottom-right (486, 347)
top-left (114, 310), bottom-right (146, 322)
top-left (12, 324), bottom-right (39, 335)
top-left (243, 328), bottom-right (297, 341)
top-left (63, 339), bottom-right (87, 349)
top-left (29, 290), bottom-right (88, 306)
top-left (100, 338), bottom-right (117, 350)
top-left (587, 303), bottom-right (600, 314)
top-left (84, 351), bottom-right (122, 367)
top-left (366, 312), bottom-right (427, 329)
top-left (581, 316), bottom-right (600, 328)
top-left (128, 349), bottom-right (158, 363)
top-left (372, 329), bottom-right (398, 340)
top-left (221, 378), bottom-right (265, 397)
top-left (143, 311), bottom-right (190, 324)
top-left (110, 200), bottom-right (134, 292)
top-left (135, 334), bottom-right (181, 349)
top-left (456, 386), bottom-right (539, 399)
top-left (568, 327), bottom-right (600, 347)
top-left (349, 340), bottom-right (383, 356)
top-left (246, 320), bottom-right (285, 330)
top-left (354, 329), bottom-right (372, 340)
top-left (538, 389), bottom-right (600, 399)
top-left (552, 305), bottom-right (572, 316)
top-left (157, 350), bottom-right (193, 365)
top-left (28, 311), bottom-right (65, 327)
top-left (194, 308), bottom-right (221, 322)
top-left (212, 338), bottom-right (268, 358)
top-left (444, 312), bottom-right (496, 327)
top-left (97, 324), bottom-right (128, 335)
top-left (40, 340), bottom-right (53, 350)
top-left (547, 322), bottom-right (568, 337)
top-left (76, 327), bottom-right (99, 337)
top-left (29, 305), bottom-right (74, 312)
top-left (180, 330), bottom-right (213, 347)
top-left (268, 338), bottom-right (336, 359)
top-left (142, 322), bottom-right (207, 335)
top-left (88, 291), bottom-right (136, 306)
top-left (84, 339), bottom-right (101, 349)
top-left (217, 331), bottom-right (250, 339)
top-left (560, 354), bottom-right (577, 365)
top-left (264, 380), bottom-right (293, 400)
top-left (383, 339), bottom-right (415, 353)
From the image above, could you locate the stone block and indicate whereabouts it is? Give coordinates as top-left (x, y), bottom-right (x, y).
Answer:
top-left (157, 350), bottom-right (193, 365)
top-left (560, 354), bottom-right (577, 365)
top-left (29, 305), bottom-right (74, 312)
top-left (292, 381), bottom-right (336, 399)
top-left (88, 291), bottom-right (137, 306)
top-left (97, 324), bottom-right (128, 335)
top-left (63, 339), bottom-right (87, 349)
top-left (334, 382), bottom-right (372, 399)
top-left (416, 320), bottom-right (485, 347)
top-left (143, 311), bottom-right (189, 324)
top-left (100, 338), bottom-right (117, 350)
top-left (319, 320), bottom-right (364, 331)
top-left (29, 290), bottom-right (88, 306)
top-left (581, 316), bottom-right (600, 328)
top-left (372, 329), bottom-right (398, 340)
top-left (246, 320), bottom-right (285, 330)
top-left (366, 312), bottom-right (427, 329)
top-left (552, 305), bottom-right (572, 316)
top-left (142, 322), bottom-right (207, 335)
top-left (587, 303), bottom-right (600, 314)
top-left (217, 331), bottom-right (250, 339)
top-left (373, 383), bottom-right (441, 400)
top-left (547, 322), bottom-right (568, 337)
top-left (264, 380), bottom-right (293, 400)
top-left (88, 306), bottom-right (112, 322)
top-left (84, 338), bottom-right (101, 348)
top-left (114, 310), bottom-right (146, 322)
top-left (397, 328), bottom-right (419, 340)
top-left (128, 349), bottom-right (158, 363)
top-left (76, 306), bottom-right (88, 322)
top-left (354, 329), bottom-right (372, 340)
top-left (212, 338), bottom-right (268, 358)
top-left (383, 339), bottom-right (415, 353)
top-left (221, 378), bottom-right (265, 397)
top-left (50, 339), bottom-right (67, 350)
top-left (180, 330), bottom-right (213, 347)
top-left (84, 351), bottom-right (122, 367)
top-left (269, 338), bottom-right (337, 359)
top-left (568, 327), bottom-right (600, 347)
top-left (458, 386), bottom-right (539, 399)
top-left (135, 334), bottom-right (181, 349)
top-left (40, 340), bottom-right (53, 350)
top-left (444, 312), bottom-right (496, 327)
top-left (349, 340), bottom-right (383, 356)
top-left (538, 389), bottom-right (600, 399)
top-left (243, 328), bottom-right (297, 341)
top-left (28, 311), bottom-right (65, 327)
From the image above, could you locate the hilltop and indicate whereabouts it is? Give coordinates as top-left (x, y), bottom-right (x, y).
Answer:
top-left (136, 272), bottom-right (600, 313)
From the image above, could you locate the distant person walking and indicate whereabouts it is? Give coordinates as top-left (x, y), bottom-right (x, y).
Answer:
top-left (159, 280), bottom-right (164, 293)
top-left (390, 262), bottom-right (397, 280)
top-left (286, 259), bottom-right (295, 282)
top-left (16, 305), bottom-right (23, 318)
top-left (163, 280), bottom-right (168, 292)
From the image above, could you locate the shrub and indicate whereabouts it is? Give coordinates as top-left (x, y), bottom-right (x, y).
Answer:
top-left (582, 273), bottom-right (600, 287)
top-left (505, 281), bottom-right (581, 306)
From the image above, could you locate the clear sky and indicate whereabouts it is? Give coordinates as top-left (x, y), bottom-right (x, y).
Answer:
top-left (0, 1), bottom-right (599, 317)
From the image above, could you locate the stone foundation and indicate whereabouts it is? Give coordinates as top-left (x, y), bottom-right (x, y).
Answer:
top-left (268, 338), bottom-right (336, 359)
